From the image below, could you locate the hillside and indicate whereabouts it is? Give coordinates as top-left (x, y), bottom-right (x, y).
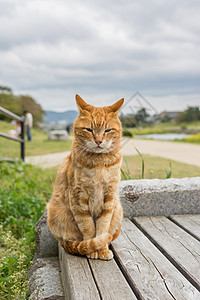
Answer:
top-left (44, 110), bottom-right (78, 125)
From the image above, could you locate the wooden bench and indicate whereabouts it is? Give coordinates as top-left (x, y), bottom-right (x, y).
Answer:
top-left (29, 178), bottom-right (200, 299)
top-left (59, 215), bottom-right (200, 300)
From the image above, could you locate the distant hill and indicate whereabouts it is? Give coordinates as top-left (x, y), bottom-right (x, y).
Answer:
top-left (44, 110), bottom-right (78, 125)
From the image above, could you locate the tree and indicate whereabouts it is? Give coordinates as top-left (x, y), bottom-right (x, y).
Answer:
top-left (135, 108), bottom-right (149, 125)
top-left (176, 106), bottom-right (200, 123)
top-left (0, 86), bottom-right (45, 127)
top-left (18, 95), bottom-right (45, 127)
top-left (0, 85), bottom-right (13, 94)
top-left (119, 113), bottom-right (137, 128)
top-left (0, 93), bottom-right (21, 121)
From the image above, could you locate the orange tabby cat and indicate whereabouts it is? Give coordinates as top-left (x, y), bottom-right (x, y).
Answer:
top-left (47, 95), bottom-right (124, 260)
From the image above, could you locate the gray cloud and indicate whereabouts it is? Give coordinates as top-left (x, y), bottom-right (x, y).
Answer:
top-left (0, 0), bottom-right (200, 111)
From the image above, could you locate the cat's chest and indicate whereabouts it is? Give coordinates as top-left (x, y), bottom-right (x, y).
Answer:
top-left (87, 167), bottom-right (110, 183)
top-left (80, 165), bottom-right (119, 186)
top-left (77, 165), bottom-right (120, 218)
top-left (84, 168), bottom-right (109, 205)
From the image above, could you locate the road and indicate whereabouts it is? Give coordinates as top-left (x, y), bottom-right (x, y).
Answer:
top-left (25, 138), bottom-right (200, 168)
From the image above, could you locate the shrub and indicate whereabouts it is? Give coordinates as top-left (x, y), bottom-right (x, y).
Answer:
top-left (0, 226), bottom-right (31, 299)
top-left (122, 129), bottom-right (133, 137)
top-left (0, 161), bottom-right (54, 299)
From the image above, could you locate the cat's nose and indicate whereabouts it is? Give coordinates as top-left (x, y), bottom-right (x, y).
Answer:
top-left (95, 140), bottom-right (102, 146)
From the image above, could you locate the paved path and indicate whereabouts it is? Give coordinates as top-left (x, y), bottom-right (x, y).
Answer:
top-left (25, 139), bottom-right (200, 168)
top-left (121, 139), bottom-right (200, 167)
top-left (25, 151), bottom-right (70, 168)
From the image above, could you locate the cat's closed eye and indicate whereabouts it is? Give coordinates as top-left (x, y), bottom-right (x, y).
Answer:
top-left (105, 129), bottom-right (112, 133)
top-left (85, 128), bottom-right (93, 132)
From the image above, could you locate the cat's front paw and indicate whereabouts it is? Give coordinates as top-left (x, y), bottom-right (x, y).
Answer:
top-left (98, 249), bottom-right (113, 260)
top-left (86, 251), bottom-right (99, 259)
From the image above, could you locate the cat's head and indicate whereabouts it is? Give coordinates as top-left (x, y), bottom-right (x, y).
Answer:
top-left (73, 95), bottom-right (124, 154)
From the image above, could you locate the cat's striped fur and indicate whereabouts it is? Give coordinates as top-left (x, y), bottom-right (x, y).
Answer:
top-left (47, 95), bottom-right (124, 260)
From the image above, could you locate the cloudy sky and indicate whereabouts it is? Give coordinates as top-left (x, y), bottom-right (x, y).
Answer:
top-left (0, 0), bottom-right (200, 113)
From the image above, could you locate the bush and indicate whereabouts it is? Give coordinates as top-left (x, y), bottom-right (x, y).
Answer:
top-left (181, 124), bottom-right (187, 130)
top-left (0, 226), bottom-right (30, 299)
top-left (122, 129), bottom-right (133, 137)
top-left (0, 161), bottom-right (54, 299)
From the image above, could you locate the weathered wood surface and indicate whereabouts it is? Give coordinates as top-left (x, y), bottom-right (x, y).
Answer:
top-left (134, 216), bottom-right (200, 291)
top-left (59, 215), bottom-right (200, 300)
top-left (112, 218), bottom-right (199, 300)
top-left (59, 246), bottom-right (100, 300)
top-left (59, 244), bottom-right (137, 300)
top-left (169, 214), bottom-right (200, 241)
top-left (88, 259), bottom-right (137, 300)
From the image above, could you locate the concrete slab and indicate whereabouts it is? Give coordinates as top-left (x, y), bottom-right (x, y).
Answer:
top-left (120, 177), bottom-right (200, 218)
top-left (29, 257), bottom-right (64, 300)
top-left (35, 210), bottom-right (58, 259)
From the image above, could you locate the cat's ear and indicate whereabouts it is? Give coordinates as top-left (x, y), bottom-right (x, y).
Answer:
top-left (75, 94), bottom-right (92, 112)
top-left (109, 98), bottom-right (124, 113)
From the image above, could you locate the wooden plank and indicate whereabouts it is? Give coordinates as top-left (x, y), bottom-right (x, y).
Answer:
top-left (59, 246), bottom-right (100, 300)
top-left (112, 218), bottom-right (199, 300)
top-left (133, 216), bottom-right (200, 291)
top-left (169, 214), bottom-right (200, 241)
top-left (89, 258), bottom-right (137, 300)
top-left (190, 214), bottom-right (200, 224)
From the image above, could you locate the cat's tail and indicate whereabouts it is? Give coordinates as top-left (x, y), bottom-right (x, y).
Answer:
top-left (60, 233), bottom-right (112, 255)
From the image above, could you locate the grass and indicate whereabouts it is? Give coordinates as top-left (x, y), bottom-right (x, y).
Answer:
top-left (0, 161), bottom-right (57, 299)
top-left (125, 121), bottom-right (200, 144)
top-left (0, 120), bottom-right (72, 159)
top-left (129, 121), bottom-right (200, 136)
top-left (0, 150), bottom-right (199, 298)
top-left (121, 155), bottom-right (200, 179)
top-left (181, 132), bottom-right (200, 144)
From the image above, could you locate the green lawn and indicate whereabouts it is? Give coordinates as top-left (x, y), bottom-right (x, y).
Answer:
top-left (0, 120), bottom-right (72, 159)
top-left (129, 121), bottom-right (200, 136)
top-left (42, 154), bottom-right (200, 182)
top-left (121, 155), bottom-right (200, 179)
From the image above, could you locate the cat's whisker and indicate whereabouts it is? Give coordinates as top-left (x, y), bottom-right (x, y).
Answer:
top-left (72, 142), bottom-right (89, 155)
top-left (72, 146), bottom-right (85, 156)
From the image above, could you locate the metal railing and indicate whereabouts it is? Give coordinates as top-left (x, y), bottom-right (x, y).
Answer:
top-left (0, 106), bottom-right (25, 161)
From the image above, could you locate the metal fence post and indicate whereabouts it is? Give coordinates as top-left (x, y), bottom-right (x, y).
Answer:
top-left (0, 106), bottom-right (26, 162)
top-left (20, 117), bottom-right (25, 161)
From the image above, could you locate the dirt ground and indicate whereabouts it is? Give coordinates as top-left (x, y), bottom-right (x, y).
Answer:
top-left (25, 138), bottom-right (200, 168)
